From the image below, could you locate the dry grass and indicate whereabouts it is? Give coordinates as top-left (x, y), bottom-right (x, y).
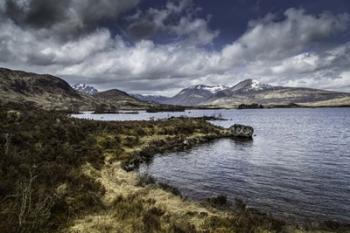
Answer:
top-left (1, 107), bottom-right (347, 233)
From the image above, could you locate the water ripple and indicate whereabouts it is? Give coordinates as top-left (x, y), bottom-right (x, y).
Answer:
top-left (140, 108), bottom-right (350, 223)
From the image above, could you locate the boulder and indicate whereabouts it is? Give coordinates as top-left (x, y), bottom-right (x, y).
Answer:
top-left (229, 124), bottom-right (254, 139)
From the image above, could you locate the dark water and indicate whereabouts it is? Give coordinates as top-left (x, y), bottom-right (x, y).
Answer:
top-left (136, 108), bottom-right (350, 223)
top-left (73, 108), bottom-right (350, 222)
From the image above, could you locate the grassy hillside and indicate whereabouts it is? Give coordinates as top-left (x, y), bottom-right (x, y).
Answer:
top-left (93, 89), bottom-right (153, 112)
top-left (0, 68), bottom-right (154, 111)
top-left (0, 67), bottom-right (96, 111)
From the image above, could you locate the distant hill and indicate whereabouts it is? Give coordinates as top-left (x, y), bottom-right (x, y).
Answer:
top-left (132, 94), bottom-right (171, 104)
top-left (142, 79), bottom-right (350, 108)
top-left (93, 89), bottom-right (152, 111)
top-left (0, 68), bottom-right (153, 111)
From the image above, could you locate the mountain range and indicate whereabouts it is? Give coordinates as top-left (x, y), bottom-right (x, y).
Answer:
top-left (1, 67), bottom-right (349, 110)
top-left (134, 79), bottom-right (350, 108)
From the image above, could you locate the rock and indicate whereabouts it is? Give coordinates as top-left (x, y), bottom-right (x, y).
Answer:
top-left (229, 124), bottom-right (254, 138)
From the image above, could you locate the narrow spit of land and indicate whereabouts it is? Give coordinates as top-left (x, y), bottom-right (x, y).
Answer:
top-left (0, 107), bottom-right (348, 233)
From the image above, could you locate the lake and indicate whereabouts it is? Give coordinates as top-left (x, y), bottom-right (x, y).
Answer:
top-left (73, 108), bottom-right (350, 223)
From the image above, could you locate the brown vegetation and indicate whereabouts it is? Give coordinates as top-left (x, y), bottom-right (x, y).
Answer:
top-left (0, 106), bottom-right (348, 233)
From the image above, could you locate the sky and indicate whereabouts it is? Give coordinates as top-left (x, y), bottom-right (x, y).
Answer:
top-left (1, 0), bottom-right (350, 96)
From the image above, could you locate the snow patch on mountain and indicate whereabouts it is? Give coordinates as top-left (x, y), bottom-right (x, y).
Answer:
top-left (230, 79), bottom-right (272, 92)
top-left (72, 83), bottom-right (98, 95)
top-left (251, 79), bottom-right (272, 90)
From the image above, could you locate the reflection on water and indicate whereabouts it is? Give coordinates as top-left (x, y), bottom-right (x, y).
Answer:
top-left (73, 108), bottom-right (350, 223)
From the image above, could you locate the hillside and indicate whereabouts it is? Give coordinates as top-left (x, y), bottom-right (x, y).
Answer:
top-left (93, 89), bottom-right (153, 111)
top-left (0, 67), bottom-right (94, 111)
top-left (0, 68), bottom-right (153, 111)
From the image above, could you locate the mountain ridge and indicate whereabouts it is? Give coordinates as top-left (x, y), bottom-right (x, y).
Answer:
top-left (134, 79), bottom-right (350, 107)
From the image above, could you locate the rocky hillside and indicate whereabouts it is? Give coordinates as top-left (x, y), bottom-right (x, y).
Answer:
top-left (0, 68), bottom-right (152, 111)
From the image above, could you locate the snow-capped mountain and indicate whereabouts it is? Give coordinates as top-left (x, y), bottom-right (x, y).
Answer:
top-left (216, 79), bottom-right (273, 97)
top-left (72, 83), bottom-right (98, 95)
top-left (228, 79), bottom-right (272, 93)
top-left (166, 84), bottom-right (229, 106)
top-left (141, 79), bottom-right (350, 107)
top-left (139, 81), bottom-right (273, 106)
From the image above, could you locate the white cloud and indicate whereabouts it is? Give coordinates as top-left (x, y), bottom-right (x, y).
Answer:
top-left (271, 53), bottom-right (320, 74)
top-left (222, 8), bottom-right (349, 63)
top-left (0, 5), bottom-right (350, 95)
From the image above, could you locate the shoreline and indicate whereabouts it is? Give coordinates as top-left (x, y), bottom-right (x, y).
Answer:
top-left (137, 140), bottom-right (350, 229)
top-left (65, 114), bottom-right (350, 232)
top-left (138, 171), bottom-right (350, 228)
top-left (1, 107), bottom-right (349, 233)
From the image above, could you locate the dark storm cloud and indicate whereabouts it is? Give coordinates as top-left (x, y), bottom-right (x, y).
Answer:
top-left (2, 0), bottom-right (139, 39)
top-left (4, 0), bottom-right (70, 28)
